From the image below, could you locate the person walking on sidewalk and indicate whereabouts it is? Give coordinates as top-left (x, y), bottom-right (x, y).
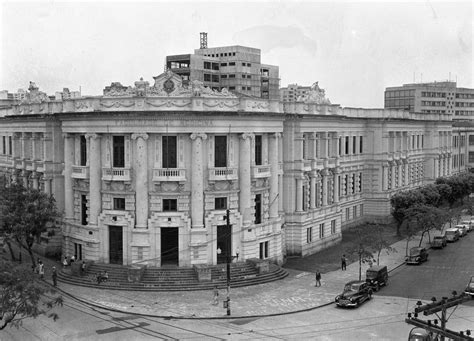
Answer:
top-left (52, 266), bottom-right (57, 287)
top-left (212, 286), bottom-right (219, 305)
top-left (341, 254), bottom-right (347, 271)
top-left (315, 270), bottom-right (322, 287)
top-left (38, 260), bottom-right (45, 279)
top-left (63, 256), bottom-right (68, 269)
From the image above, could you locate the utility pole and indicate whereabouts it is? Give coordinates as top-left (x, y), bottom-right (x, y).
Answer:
top-left (406, 293), bottom-right (473, 340)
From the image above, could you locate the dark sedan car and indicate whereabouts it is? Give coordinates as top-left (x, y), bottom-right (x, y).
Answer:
top-left (406, 247), bottom-right (428, 265)
top-left (335, 280), bottom-right (373, 308)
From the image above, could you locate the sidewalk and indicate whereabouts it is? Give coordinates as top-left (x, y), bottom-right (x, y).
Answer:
top-left (6, 230), bottom-right (438, 319)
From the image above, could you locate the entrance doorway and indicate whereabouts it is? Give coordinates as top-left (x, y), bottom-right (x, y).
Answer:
top-left (161, 227), bottom-right (179, 266)
top-left (217, 224), bottom-right (232, 264)
top-left (109, 226), bottom-right (123, 264)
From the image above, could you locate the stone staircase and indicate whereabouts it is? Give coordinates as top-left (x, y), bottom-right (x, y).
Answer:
top-left (57, 261), bottom-right (288, 291)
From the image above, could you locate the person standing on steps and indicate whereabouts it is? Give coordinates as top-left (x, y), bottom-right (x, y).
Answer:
top-left (341, 254), bottom-right (347, 271)
top-left (315, 270), bottom-right (322, 287)
top-left (52, 266), bottom-right (57, 287)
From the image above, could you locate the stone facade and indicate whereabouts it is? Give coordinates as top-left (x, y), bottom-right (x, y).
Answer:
top-left (0, 71), bottom-right (467, 265)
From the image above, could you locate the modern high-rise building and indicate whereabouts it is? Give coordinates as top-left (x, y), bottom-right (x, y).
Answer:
top-left (384, 81), bottom-right (474, 118)
top-left (166, 34), bottom-right (279, 100)
top-left (280, 84), bottom-right (311, 102)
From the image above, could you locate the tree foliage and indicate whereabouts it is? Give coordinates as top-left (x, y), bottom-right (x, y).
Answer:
top-left (0, 183), bottom-right (61, 267)
top-left (390, 190), bottom-right (425, 236)
top-left (0, 260), bottom-right (63, 330)
top-left (345, 225), bottom-right (376, 280)
top-left (403, 204), bottom-right (447, 247)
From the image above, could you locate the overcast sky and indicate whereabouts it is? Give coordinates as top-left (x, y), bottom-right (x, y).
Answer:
top-left (0, 1), bottom-right (472, 108)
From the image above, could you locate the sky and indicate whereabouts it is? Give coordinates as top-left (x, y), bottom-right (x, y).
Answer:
top-left (0, 0), bottom-right (472, 108)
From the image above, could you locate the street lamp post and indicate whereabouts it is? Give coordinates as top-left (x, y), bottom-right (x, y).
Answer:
top-left (217, 209), bottom-right (239, 316)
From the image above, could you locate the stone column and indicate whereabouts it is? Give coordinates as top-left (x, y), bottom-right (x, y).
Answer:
top-left (321, 169), bottom-right (328, 206)
top-left (132, 133), bottom-right (149, 229)
top-left (382, 163), bottom-right (389, 190)
top-left (31, 171), bottom-right (39, 189)
top-left (390, 162), bottom-right (396, 189)
top-left (310, 172), bottom-right (317, 209)
top-left (190, 133), bottom-right (207, 229)
top-left (31, 133), bottom-right (37, 161)
top-left (295, 178), bottom-right (303, 212)
top-left (63, 133), bottom-right (75, 221)
top-left (86, 134), bottom-right (101, 227)
top-left (239, 133), bottom-right (253, 226)
top-left (43, 177), bottom-right (51, 195)
top-left (20, 133), bottom-right (27, 160)
top-left (333, 168), bottom-right (340, 203)
top-left (43, 132), bottom-right (53, 162)
top-left (269, 133), bottom-right (280, 219)
top-left (434, 157), bottom-right (439, 179)
top-left (21, 170), bottom-right (28, 187)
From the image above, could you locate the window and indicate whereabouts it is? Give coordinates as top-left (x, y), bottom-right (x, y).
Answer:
top-left (338, 137), bottom-right (342, 156)
top-left (2, 136), bottom-right (5, 154)
top-left (229, 86), bottom-right (235, 90)
top-left (346, 207), bottom-right (350, 221)
top-left (204, 61), bottom-right (211, 69)
top-left (345, 136), bottom-right (349, 154)
top-left (81, 194), bottom-right (88, 225)
top-left (247, 87), bottom-right (251, 91)
top-left (212, 63), bottom-right (219, 70)
top-left (162, 136), bottom-right (177, 168)
top-left (360, 136), bottom-right (363, 153)
top-left (259, 241), bottom-right (269, 259)
top-left (359, 172), bottom-right (362, 192)
top-left (247, 75), bottom-right (251, 79)
top-left (242, 74), bottom-right (246, 78)
top-left (113, 136), bottom-right (125, 167)
top-left (255, 194), bottom-right (262, 224)
top-left (229, 74), bottom-right (235, 78)
top-left (307, 227), bottom-right (312, 243)
top-left (353, 205), bottom-right (358, 218)
top-left (212, 75), bottom-right (219, 83)
top-left (331, 220), bottom-right (336, 234)
top-left (242, 62), bottom-right (246, 66)
top-left (214, 136), bottom-right (227, 167)
top-left (255, 135), bottom-right (262, 165)
top-left (113, 197), bottom-right (126, 210)
top-left (220, 63), bottom-right (227, 67)
top-left (80, 135), bottom-right (87, 166)
top-left (215, 197), bottom-right (227, 210)
top-left (163, 199), bottom-right (177, 212)
top-left (229, 62), bottom-right (235, 66)
top-left (469, 152), bottom-right (474, 163)
top-left (353, 136), bottom-right (356, 154)
top-left (352, 173), bottom-right (356, 194)
top-left (204, 74), bottom-right (211, 81)
top-left (221, 75), bottom-right (227, 79)
top-left (247, 63), bottom-right (251, 67)
top-left (8, 136), bottom-right (12, 155)
top-left (360, 204), bottom-right (364, 216)
top-left (319, 223), bottom-right (325, 238)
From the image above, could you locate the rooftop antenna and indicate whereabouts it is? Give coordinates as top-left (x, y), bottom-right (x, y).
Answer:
top-left (200, 32), bottom-right (208, 49)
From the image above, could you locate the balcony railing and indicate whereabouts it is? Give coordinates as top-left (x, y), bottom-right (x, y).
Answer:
top-left (209, 167), bottom-right (238, 181)
top-left (72, 165), bottom-right (90, 179)
top-left (252, 165), bottom-right (271, 178)
top-left (152, 168), bottom-right (186, 182)
top-left (102, 167), bottom-right (131, 181)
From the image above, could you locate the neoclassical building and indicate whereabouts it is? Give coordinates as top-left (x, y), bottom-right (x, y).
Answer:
top-left (0, 72), bottom-right (466, 265)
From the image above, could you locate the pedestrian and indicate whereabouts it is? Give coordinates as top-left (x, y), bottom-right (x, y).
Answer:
top-left (341, 254), bottom-right (347, 271)
top-left (38, 260), bottom-right (44, 279)
top-left (315, 270), bottom-right (322, 287)
top-left (52, 266), bottom-right (57, 287)
top-left (63, 256), bottom-right (68, 269)
top-left (80, 261), bottom-right (86, 276)
top-left (70, 255), bottom-right (75, 264)
top-left (212, 286), bottom-right (219, 305)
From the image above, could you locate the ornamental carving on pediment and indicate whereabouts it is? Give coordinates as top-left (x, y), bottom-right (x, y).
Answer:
top-left (19, 82), bottom-right (50, 105)
top-left (247, 101), bottom-right (269, 109)
top-left (297, 82), bottom-right (331, 105)
top-left (100, 100), bottom-right (135, 108)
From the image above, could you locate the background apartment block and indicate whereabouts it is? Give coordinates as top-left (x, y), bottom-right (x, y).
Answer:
top-left (384, 81), bottom-right (474, 118)
top-left (280, 84), bottom-right (311, 102)
top-left (166, 44), bottom-right (279, 100)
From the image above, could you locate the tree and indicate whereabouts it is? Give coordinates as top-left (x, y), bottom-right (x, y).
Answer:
top-left (419, 184), bottom-right (441, 207)
top-left (367, 223), bottom-right (397, 266)
top-left (391, 190), bottom-right (425, 236)
top-left (345, 226), bottom-right (376, 280)
top-left (0, 184), bottom-right (61, 268)
top-left (404, 204), bottom-right (447, 247)
top-left (0, 260), bottom-right (62, 330)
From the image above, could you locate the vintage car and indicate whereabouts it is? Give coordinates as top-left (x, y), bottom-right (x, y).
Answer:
top-left (335, 280), bottom-right (373, 308)
top-left (455, 224), bottom-right (468, 237)
top-left (459, 220), bottom-right (473, 232)
top-left (431, 235), bottom-right (447, 249)
top-left (365, 265), bottom-right (388, 291)
top-left (445, 227), bottom-right (460, 242)
top-left (406, 247), bottom-right (428, 265)
top-left (465, 276), bottom-right (474, 296)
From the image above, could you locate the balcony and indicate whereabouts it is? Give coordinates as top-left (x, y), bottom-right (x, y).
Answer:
top-left (71, 165), bottom-right (90, 179)
top-left (102, 167), bottom-right (131, 182)
top-left (252, 165), bottom-right (271, 178)
top-left (152, 168), bottom-right (186, 182)
top-left (209, 167), bottom-right (238, 181)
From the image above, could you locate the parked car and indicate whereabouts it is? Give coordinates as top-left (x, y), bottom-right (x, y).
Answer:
top-left (459, 220), bottom-right (473, 232)
top-left (406, 247), bottom-right (428, 265)
top-left (445, 227), bottom-right (460, 242)
top-left (431, 235), bottom-right (447, 249)
top-left (365, 265), bottom-right (388, 291)
top-left (455, 224), bottom-right (468, 237)
top-left (465, 276), bottom-right (474, 296)
top-left (335, 280), bottom-right (373, 308)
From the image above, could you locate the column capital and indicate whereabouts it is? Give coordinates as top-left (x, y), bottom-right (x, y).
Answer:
top-left (42, 132), bottom-right (52, 141)
top-left (62, 133), bottom-right (74, 139)
top-left (131, 133), bottom-right (149, 141)
top-left (85, 133), bottom-right (101, 140)
top-left (31, 132), bottom-right (41, 139)
top-left (271, 132), bottom-right (282, 139)
top-left (190, 133), bottom-right (207, 141)
top-left (240, 133), bottom-right (254, 141)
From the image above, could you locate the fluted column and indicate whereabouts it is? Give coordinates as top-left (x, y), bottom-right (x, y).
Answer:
top-left (269, 133), bottom-right (280, 219)
top-left (239, 133), bottom-right (253, 226)
top-left (190, 133), bottom-right (207, 229)
top-left (63, 133), bottom-right (75, 221)
top-left (86, 133), bottom-right (101, 227)
top-left (132, 133), bottom-right (149, 229)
